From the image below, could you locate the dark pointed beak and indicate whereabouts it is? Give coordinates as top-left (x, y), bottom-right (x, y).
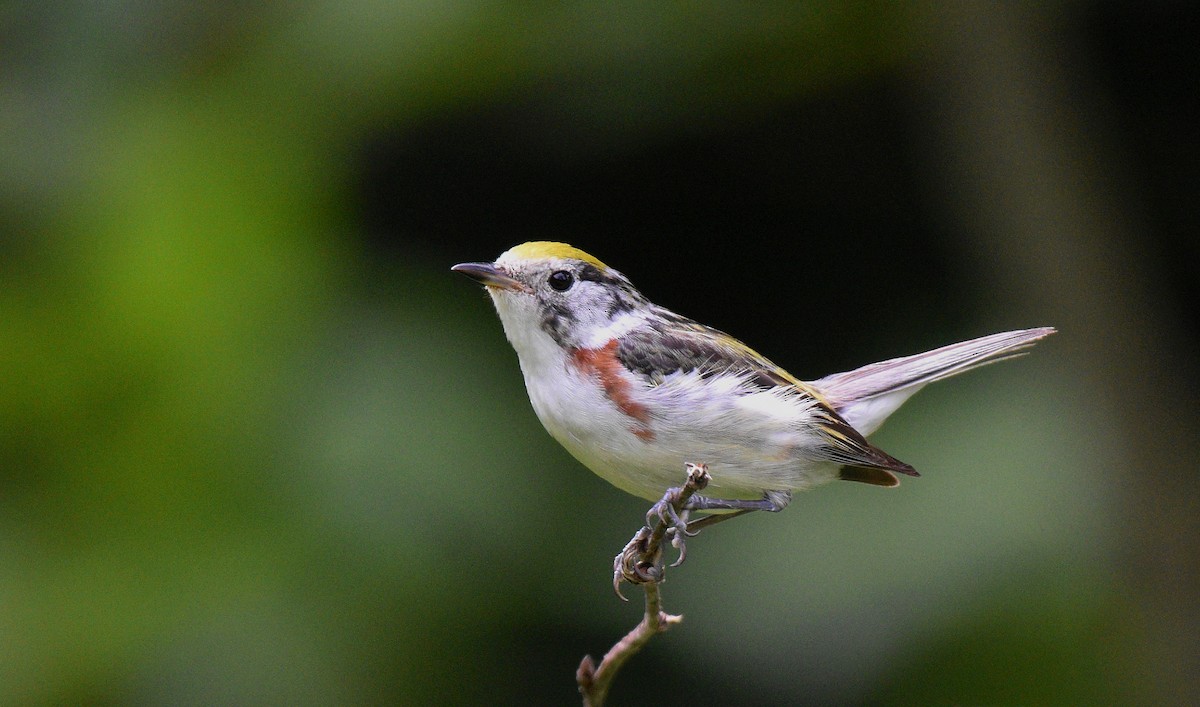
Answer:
top-left (451, 262), bottom-right (527, 292)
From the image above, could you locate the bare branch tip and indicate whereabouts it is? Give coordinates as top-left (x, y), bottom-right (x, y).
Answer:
top-left (684, 462), bottom-right (711, 491)
top-left (576, 655), bottom-right (597, 687)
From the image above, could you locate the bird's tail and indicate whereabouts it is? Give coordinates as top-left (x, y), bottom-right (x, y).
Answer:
top-left (811, 327), bottom-right (1056, 436)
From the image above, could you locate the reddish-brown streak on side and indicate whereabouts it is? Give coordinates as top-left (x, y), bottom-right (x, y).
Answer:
top-left (571, 340), bottom-right (655, 442)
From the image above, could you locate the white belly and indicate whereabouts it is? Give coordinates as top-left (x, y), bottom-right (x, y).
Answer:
top-left (522, 360), bottom-right (839, 501)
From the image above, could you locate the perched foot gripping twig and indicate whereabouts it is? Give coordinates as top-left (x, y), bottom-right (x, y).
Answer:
top-left (577, 463), bottom-right (710, 707)
top-left (612, 464), bottom-right (710, 597)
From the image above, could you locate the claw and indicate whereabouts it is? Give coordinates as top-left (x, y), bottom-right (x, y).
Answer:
top-left (612, 553), bottom-right (628, 601)
top-left (612, 526), bottom-right (662, 599)
top-left (612, 463), bottom-right (714, 598)
top-left (669, 531), bottom-right (688, 567)
top-left (646, 491), bottom-right (697, 561)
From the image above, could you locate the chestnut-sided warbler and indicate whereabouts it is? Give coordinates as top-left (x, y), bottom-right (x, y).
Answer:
top-left (453, 242), bottom-right (1054, 517)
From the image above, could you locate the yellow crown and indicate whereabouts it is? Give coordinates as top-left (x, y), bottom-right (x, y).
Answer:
top-left (504, 241), bottom-right (608, 270)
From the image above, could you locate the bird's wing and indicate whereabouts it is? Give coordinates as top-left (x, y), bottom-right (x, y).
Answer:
top-left (614, 315), bottom-right (805, 390)
top-left (615, 316), bottom-right (916, 483)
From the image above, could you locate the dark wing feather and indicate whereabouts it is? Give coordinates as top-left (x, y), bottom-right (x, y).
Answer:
top-left (615, 314), bottom-right (802, 390)
top-left (812, 402), bottom-right (919, 479)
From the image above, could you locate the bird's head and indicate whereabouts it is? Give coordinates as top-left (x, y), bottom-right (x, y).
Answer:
top-left (453, 242), bottom-right (649, 352)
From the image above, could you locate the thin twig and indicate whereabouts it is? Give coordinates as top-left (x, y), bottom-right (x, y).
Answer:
top-left (577, 583), bottom-right (680, 707)
top-left (576, 463), bottom-right (710, 706)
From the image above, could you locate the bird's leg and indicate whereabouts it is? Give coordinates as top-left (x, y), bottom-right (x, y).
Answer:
top-left (613, 474), bottom-right (792, 594)
top-left (685, 490), bottom-right (792, 513)
top-left (682, 490), bottom-right (792, 533)
top-left (682, 508), bottom-right (754, 533)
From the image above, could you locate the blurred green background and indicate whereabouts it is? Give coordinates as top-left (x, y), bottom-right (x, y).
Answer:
top-left (3, 2), bottom-right (1197, 704)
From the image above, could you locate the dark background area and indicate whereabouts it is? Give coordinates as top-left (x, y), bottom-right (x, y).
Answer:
top-left (2, 2), bottom-right (1197, 703)
top-left (357, 79), bottom-right (975, 369)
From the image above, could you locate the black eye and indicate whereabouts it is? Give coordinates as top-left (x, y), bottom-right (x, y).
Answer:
top-left (548, 270), bottom-right (574, 292)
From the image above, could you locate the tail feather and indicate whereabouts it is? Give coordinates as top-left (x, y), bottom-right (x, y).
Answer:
top-left (811, 327), bottom-right (1055, 436)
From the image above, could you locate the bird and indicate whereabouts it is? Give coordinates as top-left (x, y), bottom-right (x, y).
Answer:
top-left (453, 241), bottom-right (1054, 522)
